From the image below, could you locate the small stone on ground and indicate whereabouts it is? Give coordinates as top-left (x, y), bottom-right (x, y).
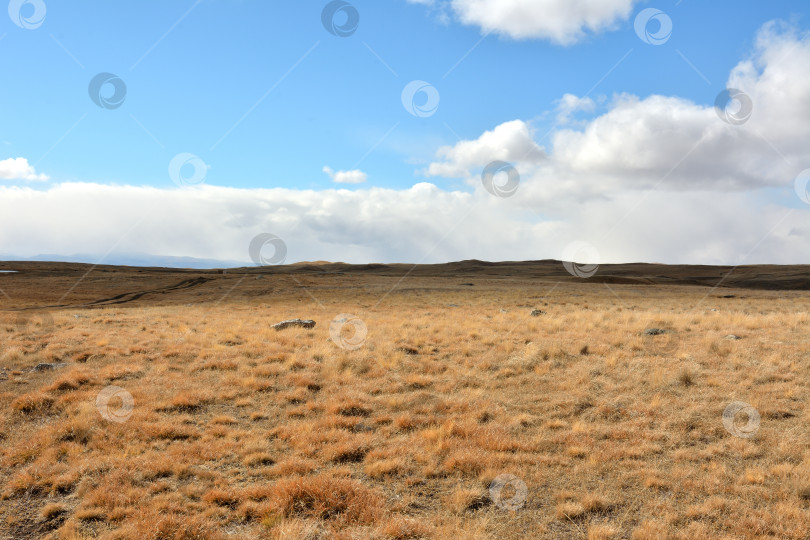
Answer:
top-left (33, 362), bottom-right (69, 371)
top-left (272, 319), bottom-right (316, 331)
top-left (644, 328), bottom-right (669, 336)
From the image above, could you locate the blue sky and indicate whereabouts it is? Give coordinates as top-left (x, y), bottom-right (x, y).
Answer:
top-left (1, 0), bottom-right (810, 265)
top-left (1, 0), bottom-right (804, 190)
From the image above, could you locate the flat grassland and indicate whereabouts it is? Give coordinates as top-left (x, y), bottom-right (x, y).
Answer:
top-left (1, 262), bottom-right (809, 539)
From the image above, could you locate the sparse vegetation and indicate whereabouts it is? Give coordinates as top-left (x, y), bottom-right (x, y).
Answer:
top-left (1, 264), bottom-right (809, 538)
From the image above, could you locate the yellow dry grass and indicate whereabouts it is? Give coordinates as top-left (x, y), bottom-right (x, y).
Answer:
top-left (1, 274), bottom-right (809, 538)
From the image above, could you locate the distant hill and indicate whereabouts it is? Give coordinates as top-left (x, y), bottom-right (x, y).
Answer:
top-left (1, 258), bottom-right (809, 291)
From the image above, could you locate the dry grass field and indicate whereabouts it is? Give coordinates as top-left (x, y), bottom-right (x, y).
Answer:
top-left (1, 261), bottom-right (809, 539)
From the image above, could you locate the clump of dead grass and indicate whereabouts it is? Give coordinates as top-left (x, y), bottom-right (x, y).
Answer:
top-left (268, 475), bottom-right (384, 526)
top-left (11, 392), bottom-right (54, 414)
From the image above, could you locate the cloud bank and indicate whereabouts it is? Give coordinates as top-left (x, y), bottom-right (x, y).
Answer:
top-left (0, 181), bottom-right (806, 266)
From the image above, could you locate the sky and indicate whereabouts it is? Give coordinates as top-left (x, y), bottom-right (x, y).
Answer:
top-left (1, 0), bottom-right (810, 266)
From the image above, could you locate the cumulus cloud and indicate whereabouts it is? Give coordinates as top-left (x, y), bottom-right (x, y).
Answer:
top-left (555, 93), bottom-right (597, 125)
top-left (0, 157), bottom-right (49, 181)
top-left (427, 22), bottom-right (810, 196)
top-left (323, 166), bottom-right (368, 184)
top-left (408, 0), bottom-right (639, 44)
top-left (424, 120), bottom-right (546, 178)
top-left (545, 23), bottom-right (810, 192)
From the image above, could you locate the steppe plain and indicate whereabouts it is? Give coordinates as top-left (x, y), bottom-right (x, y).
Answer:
top-left (1, 260), bottom-right (809, 539)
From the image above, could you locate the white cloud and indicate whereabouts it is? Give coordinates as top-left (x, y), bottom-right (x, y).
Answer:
top-left (427, 22), bottom-right (810, 195)
top-left (555, 93), bottom-right (596, 125)
top-left (547, 24), bottom-right (810, 193)
top-left (0, 157), bottom-right (49, 181)
top-left (425, 120), bottom-right (545, 178)
top-left (323, 166), bottom-right (368, 184)
top-left (408, 0), bottom-right (639, 44)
